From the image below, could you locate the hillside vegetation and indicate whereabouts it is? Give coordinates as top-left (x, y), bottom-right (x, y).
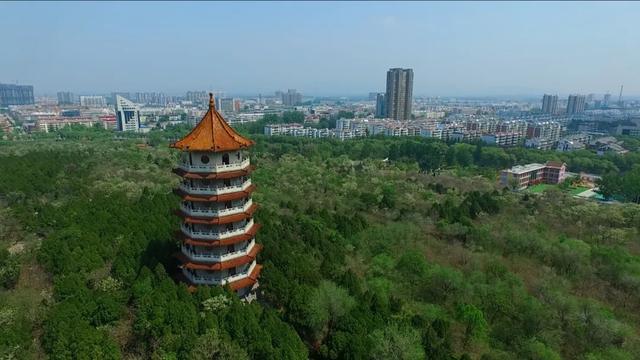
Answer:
top-left (1, 128), bottom-right (639, 359)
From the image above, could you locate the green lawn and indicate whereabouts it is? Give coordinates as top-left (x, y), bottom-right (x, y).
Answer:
top-left (569, 186), bottom-right (590, 195)
top-left (527, 184), bottom-right (592, 196)
top-left (526, 183), bottom-right (555, 193)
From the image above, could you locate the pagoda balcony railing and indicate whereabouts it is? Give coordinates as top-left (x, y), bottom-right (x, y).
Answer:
top-left (181, 219), bottom-right (254, 240)
top-left (178, 158), bottom-right (250, 173)
top-left (179, 179), bottom-right (252, 195)
top-left (182, 261), bottom-right (257, 285)
top-left (180, 199), bottom-right (253, 218)
top-left (181, 239), bottom-right (255, 263)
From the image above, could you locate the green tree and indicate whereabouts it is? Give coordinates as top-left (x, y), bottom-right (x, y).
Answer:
top-left (369, 323), bottom-right (425, 360)
top-left (282, 111), bottom-right (305, 124)
top-left (187, 328), bottom-right (249, 360)
top-left (457, 304), bottom-right (488, 346)
top-left (306, 281), bottom-right (356, 342)
top-left (337, 110), bottom-right (355, 119)
top-left (0, 249), bottom-right (20, 289)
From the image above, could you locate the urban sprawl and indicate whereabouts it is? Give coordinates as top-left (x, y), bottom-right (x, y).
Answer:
top-left (1, 68), bottom-right (639, 196)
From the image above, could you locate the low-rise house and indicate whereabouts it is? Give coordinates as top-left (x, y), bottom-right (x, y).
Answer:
top-left (556, 133), bottom-right (591, 152)
top-left (589, 136), bottom-right (629, 155)
top-left (500, 161), bottom-right (567, 189)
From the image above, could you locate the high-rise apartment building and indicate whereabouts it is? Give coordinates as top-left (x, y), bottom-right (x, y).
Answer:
top-left (134, 92), bottom-right (167, 105)
top-left (566, 94), bottom-right (586, 115)
top-left (385, 68), bottom-right (413, 120)
top-left (603, 93), bottom-right (611, 107)
top-left (0, 84), bottom-right (34, 106)
top-left (114, 95), bottom-right (140, 132)
top-left (375, 93), bottom-right (386, 118)
top-left (282, 89), bottom-right (302, 106)
top-left (80, 95), bottom-right (107, 108)
top-left (218, 98), bottom-right (235, 113)
top-left (57, 91), bottom-right (76, 105)
top-left (526, 121), bottom-right (562, 140)
top-left (481, 132), bottom-right (521, 147)
top-left (541, 94), bottom-right (558, 114)
top-left (186, 91), bottom-right (208, 106)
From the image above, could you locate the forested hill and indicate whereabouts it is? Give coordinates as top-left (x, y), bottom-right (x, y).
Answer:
top-left (1, 128), bottom-right (640, 359)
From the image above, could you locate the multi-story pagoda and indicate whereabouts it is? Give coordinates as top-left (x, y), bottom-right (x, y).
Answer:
top-left (171, 93), bottom-right (262, 299)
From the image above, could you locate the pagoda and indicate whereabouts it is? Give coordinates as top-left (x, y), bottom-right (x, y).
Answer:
top-left (171, 93), bottom-right (262, 299)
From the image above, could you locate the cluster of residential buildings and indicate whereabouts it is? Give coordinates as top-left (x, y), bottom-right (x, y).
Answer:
top-left (57, 92), bottom-right (188, 107)
top-left (540, 90), bottom-right (631, 115)
top-left (263, 120), bottom-right (367, 140)
top-left (264, 112), bottom-right (570, 147)
top-left (2, 72), bottom-right (639, 148)
top-left (2, 87), bottom-right (262, 134)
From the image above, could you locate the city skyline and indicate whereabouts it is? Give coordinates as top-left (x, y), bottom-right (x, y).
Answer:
top-left (1, 2), bottom-right (639, 96)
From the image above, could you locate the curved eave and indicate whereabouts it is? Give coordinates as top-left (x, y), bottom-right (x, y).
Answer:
top-left (177, 203), bottom-right (258, 225)
top-left (172, 166), bottom-right (255, 179)
top-left (228, 264), bottom-right (262, 291)
top-left (177, 264), bottom-right (263, 292)
top-left (174, 184), bottom-right (256, 202)
top-left (170, 142), bottom-right (254, 152)
top-left (169, 104), bottom-right (255, 152)
top-left (178, 223), bottom-right (262, 247)
top-left (177, 244), bottom-right (262, 271)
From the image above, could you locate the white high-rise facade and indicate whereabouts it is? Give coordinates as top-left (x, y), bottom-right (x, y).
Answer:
top-left (115, 95), bottom-right (140, 132)
top-left (80, 95), bottom-right (106, 108)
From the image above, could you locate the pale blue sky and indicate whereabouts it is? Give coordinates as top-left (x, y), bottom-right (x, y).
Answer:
top-left (1, 1), bottom-right (638, 97)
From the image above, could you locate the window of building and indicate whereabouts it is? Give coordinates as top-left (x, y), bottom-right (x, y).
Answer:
top-left (201, 155), bottom-right (210, 164)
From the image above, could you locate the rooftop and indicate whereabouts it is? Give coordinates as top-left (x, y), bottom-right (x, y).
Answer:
top-left (545, 161), bottom-right (566, 169)
top-left (505, 161), bottom-right (566, 174)
top-left (171, 93), bottom-right (254, 152)
top-left (506, 163), bottom-right (546, 174)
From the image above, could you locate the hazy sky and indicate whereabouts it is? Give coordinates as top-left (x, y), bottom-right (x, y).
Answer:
top-left (1, 1), bottom-right (639, 97)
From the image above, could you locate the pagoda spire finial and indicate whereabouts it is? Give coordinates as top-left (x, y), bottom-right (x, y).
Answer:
top-left (209, 92), bottom-right (215, 110)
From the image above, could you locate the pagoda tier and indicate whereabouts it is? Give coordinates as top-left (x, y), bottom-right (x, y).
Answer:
top-left (177, 203), bottom-right (259, 225)
top-left (228, 264), bottom-right (262, 291)
top-left (170, 93), bottom-right (261, 300)
top-left (177, 243), bottom-right (262, 270)
top-left (178, 222), bottom-right (262, 247)
top-left (173, 184), bottom-right (257, 202)
top-left (172, 165), bottom-right (255, 179)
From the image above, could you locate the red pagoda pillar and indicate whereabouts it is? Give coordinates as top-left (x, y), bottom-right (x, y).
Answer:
top-left (171, 94), bottom-right (262, 300)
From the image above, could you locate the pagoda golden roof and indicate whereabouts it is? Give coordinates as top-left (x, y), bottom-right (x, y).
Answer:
top-left (171, 93), bottom-right (254, 152)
